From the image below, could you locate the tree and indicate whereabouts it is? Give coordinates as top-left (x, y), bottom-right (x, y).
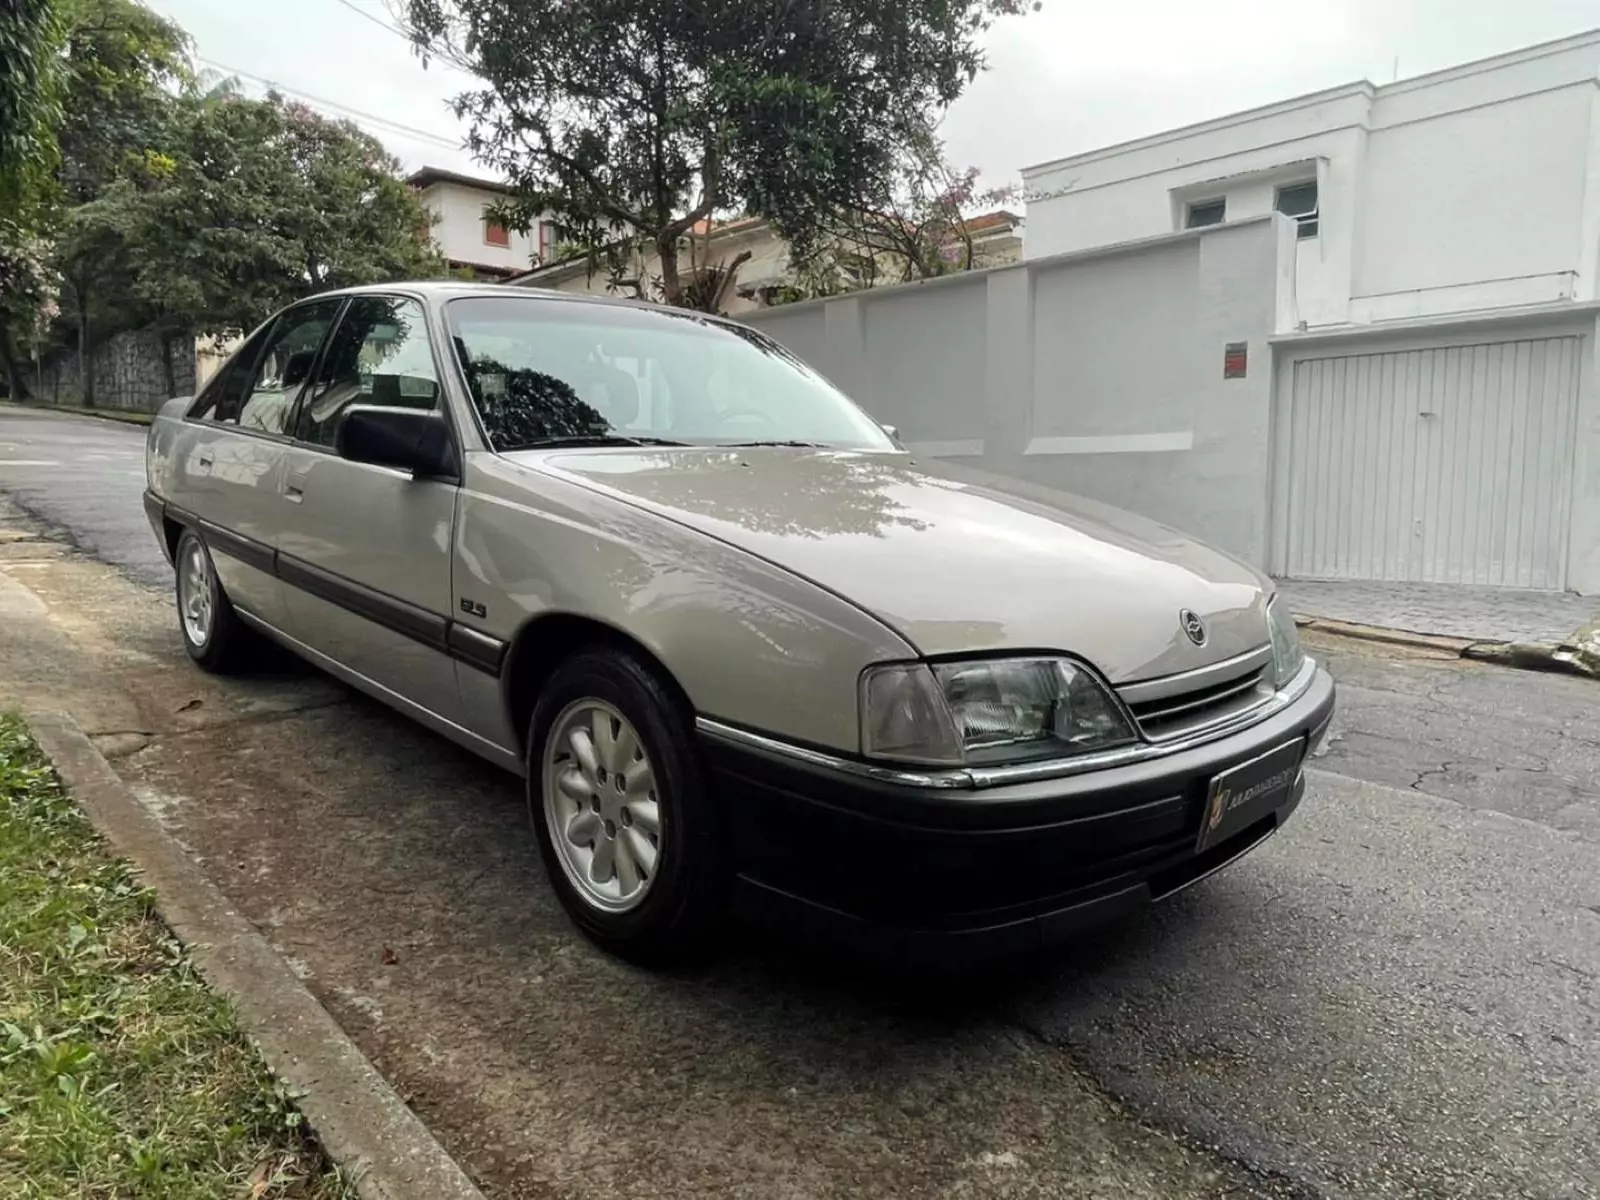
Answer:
top-left (47, 0), bottom-right (189, 404)
top-left (786, 124), bottom-right (1018, 300)
top-left (120, 90), bottom-right (445, 394)
top-left (265, 98), bottom-right (445, 292)
top-left (395, 0), bottom-right (1034, 310)
top-left (0, 0), bottom-right (63, 215)
top-left (0, 0), bottom-right (64, 399)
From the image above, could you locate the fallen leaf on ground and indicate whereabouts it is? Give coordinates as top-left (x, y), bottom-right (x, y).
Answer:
top-left (381, 946), bottom-right (398, 966)
top-left (246, 1157), bottom-right (273, 1198)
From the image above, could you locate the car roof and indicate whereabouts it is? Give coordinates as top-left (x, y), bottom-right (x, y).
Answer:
top-left (313, 280), bottom-right (748, 329)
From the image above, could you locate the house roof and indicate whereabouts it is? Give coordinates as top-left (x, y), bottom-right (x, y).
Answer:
top-left (404, 166), bottom-right (515, 195)
top-left (687, 215), bottom-right (767, 237)
top-left (960, 210), bottom-right (1022, 235)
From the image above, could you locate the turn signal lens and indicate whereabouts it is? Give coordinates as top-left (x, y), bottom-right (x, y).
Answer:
top-left (859, 663), bottom-right (963, 765)
top-left (1267, 596), bottom-right (1306, 689)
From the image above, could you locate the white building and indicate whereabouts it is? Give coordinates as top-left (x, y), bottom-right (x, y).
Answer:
top-left (1016, 31), bottom-right (1600, 594)
top-left (406, 167), bottom-right (556, 280)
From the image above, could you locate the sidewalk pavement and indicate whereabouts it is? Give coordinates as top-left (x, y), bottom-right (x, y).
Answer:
top-left (1277, 578), bottom-right (1598, 677)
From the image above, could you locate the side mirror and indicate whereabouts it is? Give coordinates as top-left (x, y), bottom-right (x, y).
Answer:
top-left (336, 405), bottom-right (457, 478)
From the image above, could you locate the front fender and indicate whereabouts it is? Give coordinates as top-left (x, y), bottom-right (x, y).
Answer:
top-left (454, 453), bottom-right (916, 754)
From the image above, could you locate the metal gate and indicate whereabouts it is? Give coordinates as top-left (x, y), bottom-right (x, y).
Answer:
top-left (1277, 336), bottom-right (1580, 588)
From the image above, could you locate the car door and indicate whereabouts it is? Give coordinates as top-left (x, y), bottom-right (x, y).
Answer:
top-left (275, 293), bottom-right (463, 722)
top-left (172, 299), bottom-right (343, 629)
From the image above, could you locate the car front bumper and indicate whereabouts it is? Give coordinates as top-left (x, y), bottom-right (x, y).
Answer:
top-left (699, 663), bottom-right (1335, 964)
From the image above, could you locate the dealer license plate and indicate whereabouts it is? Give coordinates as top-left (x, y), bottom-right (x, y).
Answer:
top-left (1197, 738), bottom-right (1304, 852)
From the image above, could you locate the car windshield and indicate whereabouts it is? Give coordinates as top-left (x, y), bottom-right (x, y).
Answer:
top-left (444, 296), bottom-right (896, 452)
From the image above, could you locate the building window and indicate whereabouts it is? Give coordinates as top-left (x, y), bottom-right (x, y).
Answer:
top-left (484, 210), bottom-right (510, 248)
top-left (1275, 181), bottom-right (1318, 238)
top-left (537, 220), bottom-right (555, 263)
top-left (1186, 198), bottom-right (1226, 228)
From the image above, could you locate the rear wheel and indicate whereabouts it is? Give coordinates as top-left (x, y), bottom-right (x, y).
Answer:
top-left (174, 528), bottom-right (255, 673)
top-left (527, 646), bottom-right (723, 963)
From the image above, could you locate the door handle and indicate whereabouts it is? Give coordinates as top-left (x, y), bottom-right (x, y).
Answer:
top-left (198, 452), bottom-right (214, 469)
top-left (284, 470), bottom-right (308, 504)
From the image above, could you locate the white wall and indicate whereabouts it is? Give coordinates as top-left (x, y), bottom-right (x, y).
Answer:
top-left (1352, 86), bottom-right (1591, 320)
top-left (1022, 32), bottom-right (1600, 332)
top-left (745, 216), bottom-right (1299, 566)
top-left (418, 181), bottom-right (538, 273)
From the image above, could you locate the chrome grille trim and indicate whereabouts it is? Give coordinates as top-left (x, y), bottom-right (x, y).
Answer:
top-left (1115, 644), bottom-right (1274, 705)
top-left (1118, 651), bottom-right (1278, 744)
top-left (1132, 671), bottom-right (1265, 725)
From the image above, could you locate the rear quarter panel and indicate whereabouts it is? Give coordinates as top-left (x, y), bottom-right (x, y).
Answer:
top-left (146, 399), bottom-right (288, 626)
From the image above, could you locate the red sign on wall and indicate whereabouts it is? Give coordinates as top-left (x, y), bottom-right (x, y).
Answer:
top-left (1223, 342), bottom-right (1248, 379)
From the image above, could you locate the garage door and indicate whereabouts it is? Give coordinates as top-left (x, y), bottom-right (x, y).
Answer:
top-left (1277, 336), bottom-right (1580, 589)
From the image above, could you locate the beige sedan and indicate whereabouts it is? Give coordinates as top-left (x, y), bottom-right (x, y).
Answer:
top-left (144, 282), bottom-right (1334, 965)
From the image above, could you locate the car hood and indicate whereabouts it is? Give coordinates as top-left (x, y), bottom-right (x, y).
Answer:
top-left (509, 447), bottom-right (1270, 684)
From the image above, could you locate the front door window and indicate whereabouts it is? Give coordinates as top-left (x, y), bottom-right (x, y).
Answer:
top-left (295, 296), bottom-right (441, 448)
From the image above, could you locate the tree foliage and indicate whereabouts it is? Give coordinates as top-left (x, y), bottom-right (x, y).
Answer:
top-left (0, 0), bottom-right (65, 399)
top-left (8, 0), bottom-right (445, 404)
top-left (396, 0), bottom-right (1034, 310)
top-left (127, 92), bottom-right (444, 345)
top-left (786, 123), bottom-right (1018, 299)
top-left (46, 0), bottom-right (191, 402)
top-left (0, 0), bottom-right (64, 214)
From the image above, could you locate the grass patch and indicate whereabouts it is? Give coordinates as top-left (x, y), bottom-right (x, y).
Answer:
top-left (0, 716), bottom-right (353, 1199)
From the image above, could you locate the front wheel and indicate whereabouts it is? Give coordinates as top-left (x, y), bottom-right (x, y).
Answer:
top-left (527, 646), bottom-right (724, 964)
top-left (173, 528), bottom-right (255, 673)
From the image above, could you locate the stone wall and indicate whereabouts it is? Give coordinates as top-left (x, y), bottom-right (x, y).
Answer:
top-left (38, 328), bottom-right (196, 413)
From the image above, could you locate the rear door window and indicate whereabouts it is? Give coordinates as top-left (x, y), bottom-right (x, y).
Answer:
top-left (189, 300), bottom-right (342, 433)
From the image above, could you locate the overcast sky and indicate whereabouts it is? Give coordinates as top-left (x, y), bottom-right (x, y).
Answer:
top-left (148, 0), bottom-right (1600, 189)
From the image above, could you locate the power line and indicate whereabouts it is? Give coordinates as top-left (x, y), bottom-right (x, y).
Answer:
top-left (323, 0), bottom-right (481, 82)
top-left (327, 0), bottom-right (411, 41)
top-left (197, 56), bottom-right (465, 151)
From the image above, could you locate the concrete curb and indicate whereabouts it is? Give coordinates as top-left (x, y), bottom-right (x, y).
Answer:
top-left (1294, 614), bottom-right (1598, 680)
top-left (25, 711), bottom-right (487, 1200)
top-left (0, 400), bottom-right (154, 426)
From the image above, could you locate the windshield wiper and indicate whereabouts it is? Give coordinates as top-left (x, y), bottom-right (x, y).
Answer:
top-left (717, 440), bottom-right (830, 448)
top-left (510, 434), bottom-right (690, 449)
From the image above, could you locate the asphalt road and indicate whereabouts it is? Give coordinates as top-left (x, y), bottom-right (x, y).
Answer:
top-left (2, 404), bottom-right (1596, 1199)
top-left (0, 405), bottom-right (165, 586)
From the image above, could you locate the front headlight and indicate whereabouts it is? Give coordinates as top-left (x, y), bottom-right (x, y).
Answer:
top-left (860, 657), bottom-right (1137, 767)
top-left (1266, 596), bottom-right (1306, 688)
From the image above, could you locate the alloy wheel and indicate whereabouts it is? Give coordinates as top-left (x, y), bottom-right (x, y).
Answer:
top-left (541, 698), bottom-right (663, 913)
top-left (178, 537), bottom-right (215, 648)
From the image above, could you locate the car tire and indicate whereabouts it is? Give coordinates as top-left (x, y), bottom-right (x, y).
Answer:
top-left (173, 527), bottom-right (255, 673)
top-left (527, 645), bottom-right (724, 964)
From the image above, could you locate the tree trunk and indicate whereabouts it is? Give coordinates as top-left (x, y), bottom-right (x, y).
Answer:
top-left (0, 331), bottom-right (29, 402)
top-left (656, 234), bottom-right (684, 307)
top-left (159, 331), bottom-right (177, 399)
top-left (707, 251), bottom-right (753, 314)
top-left (76, 288), bottom-right (94, 408)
